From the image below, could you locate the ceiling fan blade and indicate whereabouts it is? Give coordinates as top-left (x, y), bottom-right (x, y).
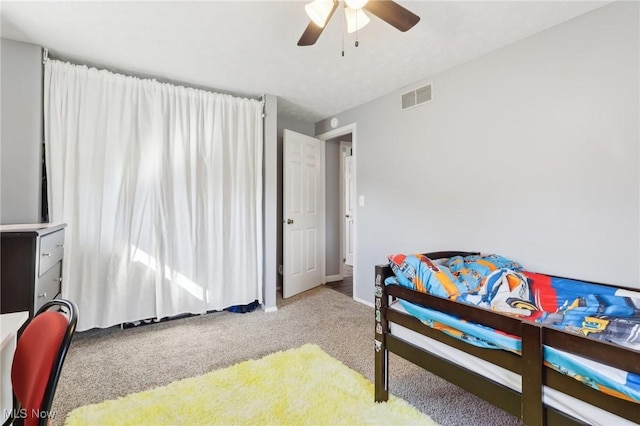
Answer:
top-left (297, 22), bottom-right (324, 46)
top-left (363, 0), bottom-right (420, 32)
top-left (297, 1), bottom-right (339, 46)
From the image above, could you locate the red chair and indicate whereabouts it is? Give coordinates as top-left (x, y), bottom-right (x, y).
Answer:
top-left (4, 299), bottom-right (77, 426)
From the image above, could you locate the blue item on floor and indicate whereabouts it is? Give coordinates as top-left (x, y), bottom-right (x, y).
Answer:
top-left (226, 300), bottom-right (259, 313)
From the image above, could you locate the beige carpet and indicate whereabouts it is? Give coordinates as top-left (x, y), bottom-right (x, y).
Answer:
top-left (52, 286), bottom-right (523, 426)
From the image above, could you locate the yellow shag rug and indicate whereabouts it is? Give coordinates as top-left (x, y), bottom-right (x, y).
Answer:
top-left (65, 343), bottom-right (437, 425)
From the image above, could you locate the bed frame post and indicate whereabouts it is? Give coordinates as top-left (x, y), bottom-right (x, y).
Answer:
top-left (522, 321), bottom-right (544, 426)
top-left (374, 264), bottom-right (389, 402)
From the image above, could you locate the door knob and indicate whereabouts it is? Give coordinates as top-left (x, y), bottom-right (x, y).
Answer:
top-left (286, 218), bottom-right (294, 225)
top-left (345, 214), bottom-right (350, 218)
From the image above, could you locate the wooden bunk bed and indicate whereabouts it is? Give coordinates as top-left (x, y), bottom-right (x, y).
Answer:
top-left (374, 251), bottom-right (640, 425)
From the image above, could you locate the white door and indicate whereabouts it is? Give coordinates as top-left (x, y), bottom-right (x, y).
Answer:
top-left (283, 130), bottom-right (324, 298)
top-left (344, 154), bottom-right (354, 266)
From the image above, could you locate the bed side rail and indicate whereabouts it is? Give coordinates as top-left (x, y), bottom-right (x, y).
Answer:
top-left (383, 276), bottom-right (640, 372)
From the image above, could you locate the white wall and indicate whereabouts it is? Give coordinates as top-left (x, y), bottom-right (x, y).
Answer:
top-left (316, 2), bottom-right (640, 304)
top-left (263, 94), bottom-right (278, 310)
top-left (1, 39), bottom-right (43, 224)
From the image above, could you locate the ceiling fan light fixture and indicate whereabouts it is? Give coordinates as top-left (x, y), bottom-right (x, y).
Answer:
top-left (305, 0), bottom-right (336, 28)
top-left (297, 0), bottom-right (419, 47)
top-left (345, 7), bottom-right (370, 33)
top-left (345, 0), bottom-right (368, 9)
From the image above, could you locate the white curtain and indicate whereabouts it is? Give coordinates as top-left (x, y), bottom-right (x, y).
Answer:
top-left (44, 60), bottom-right (263, 331)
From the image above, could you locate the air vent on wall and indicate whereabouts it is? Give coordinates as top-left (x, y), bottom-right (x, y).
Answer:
top-left (401, 83), bottom-right (432, 110)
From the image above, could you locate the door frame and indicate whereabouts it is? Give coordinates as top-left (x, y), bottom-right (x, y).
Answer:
top-left (316, 123), bottom-right (357, 300)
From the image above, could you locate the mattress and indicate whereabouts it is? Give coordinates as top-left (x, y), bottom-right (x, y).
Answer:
top-left (389, 301), bottom-right (637, 426)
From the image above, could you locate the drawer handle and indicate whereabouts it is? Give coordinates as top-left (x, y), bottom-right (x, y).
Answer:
top-left (42, 252), bottom-right (51, 257)
top-left (57, 244), bottom-right (64, 248)
top-left (38, 292), bottom-right (47, 298)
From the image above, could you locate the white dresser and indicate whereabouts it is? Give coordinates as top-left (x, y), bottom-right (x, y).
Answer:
top-left (0, 223), bottom-right (66, 317)
top-left (1, 311), bottom-right (28, 423)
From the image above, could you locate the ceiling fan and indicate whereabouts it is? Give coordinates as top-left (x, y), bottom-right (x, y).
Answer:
top-left (298, 0), bottom-right (420, 46)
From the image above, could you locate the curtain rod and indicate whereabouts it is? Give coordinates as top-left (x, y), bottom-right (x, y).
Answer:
top-left (43, 49), bottom-right (263, 103)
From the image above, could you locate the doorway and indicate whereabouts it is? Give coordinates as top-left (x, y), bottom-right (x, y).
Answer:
top-left (324, 138), bottom-right (353, 298)
top-left (318, 124), bottom-right (357, 300)
top-left (340, 141), bottom-right (354, 278)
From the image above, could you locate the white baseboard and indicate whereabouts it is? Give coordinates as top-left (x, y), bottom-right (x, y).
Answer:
top-left (354, 295), bottom-right (374, 308)
top-left (262, 305), bottom-right (278, 313)
top-left (324, 274), bottom-right (343, 283)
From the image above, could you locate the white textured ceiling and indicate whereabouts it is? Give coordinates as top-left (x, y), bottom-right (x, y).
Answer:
top-left (1, 1), bottom-right (609, 122)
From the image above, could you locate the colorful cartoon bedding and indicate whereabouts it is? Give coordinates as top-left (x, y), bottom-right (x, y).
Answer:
top-left (386, 253), bottom-right (640, 403)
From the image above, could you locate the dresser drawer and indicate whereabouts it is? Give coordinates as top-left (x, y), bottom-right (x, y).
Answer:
top-left (34, 261), bottom-right (62, 312)
top-left (39, 229), bottom-right (65, 276)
